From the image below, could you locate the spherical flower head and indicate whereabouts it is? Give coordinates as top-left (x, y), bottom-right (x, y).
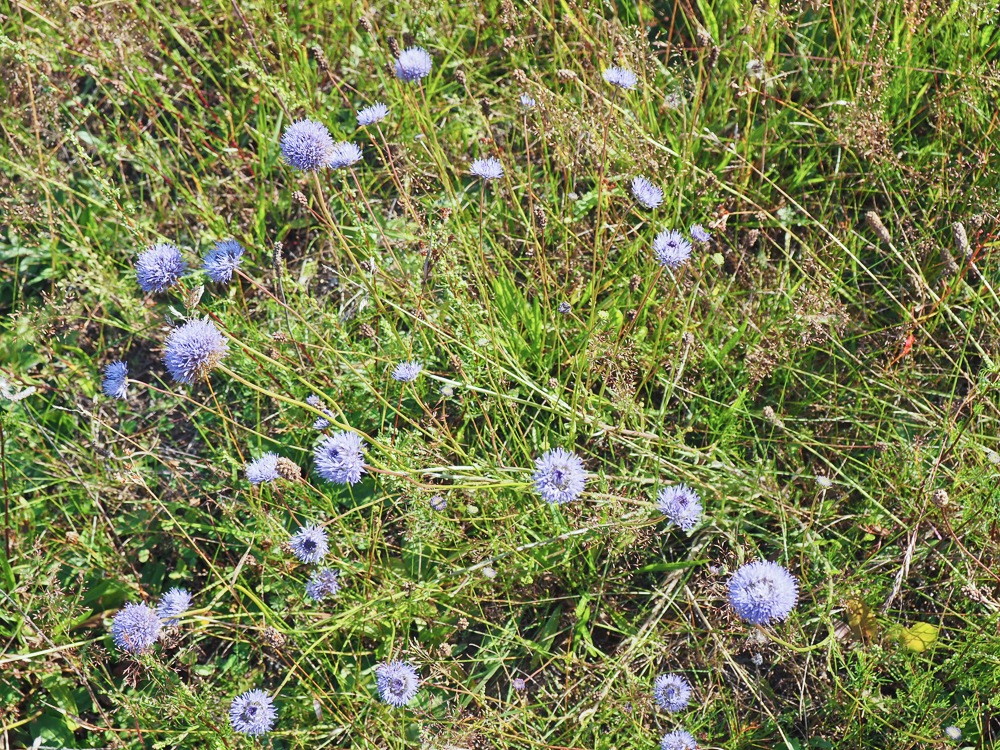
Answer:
top-left (602, 66), bottom-right (637, 90)
top-left (246, 452), bottom-right (280, 485)
top-left (163, 319), bottom-right (229, 384)
top-left (357, 102), bottom-right (389, 127)
top-left (395, 46), bottom-right (432, 82)
top-left (430, 494), bottom-right (447, 511)
top-left (656, 484), bottom-right (703, 531)
top-left (111, 602), bottom-right (161, 654)
top-left (102, 361), bottom-right (129, 400)
top-left (630, 176), bottom-right (663, 209)
top-left (136, 243), bottom-right (186, 293)
top-left (328, 141), bottom-right (362, 169)
top-left (944, 726), bottom-right (962, 741)
top-left (229, 689), bottom-right (277, 737)
top-left (289, 523), bottom-right (329, 564)
top-left (470, 157), bottom-right (504, 181)
top-left (653, 673), bottom-right (692, 712)
top-left (314, 430), bottom-right (367, 485)
top-left (532, 447), bottom-right (586, 505)
top-left (202, 239), bottom-right (245, 284)
top-left (376, 660), bottom-right (420, 707)
top-left (156, 587), bottom-right (192, 626)
top-left (392, 361), bottom-right (423, 382)
top-left (653, 229), bottom-right (693, 269)
top-left (690, 224), bottom-right (712, 243)
top-left (305, 567), bottom-right (341, 601)
top-left (519, 93), bottom-right (536, 108)
top-left (512, 677), bottom-right (527, 691)
top-left (281, 119), bottom-right (334, 172)
top-left (557, 301), bottom-right (572, 314)
top-left (660, 729), bottom-right (697, 750)
top-left (728, 560), bottom-right (799, 625)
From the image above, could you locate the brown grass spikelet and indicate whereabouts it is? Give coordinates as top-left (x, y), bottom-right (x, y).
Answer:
top-left (865, 210), bottom-right (892, 244)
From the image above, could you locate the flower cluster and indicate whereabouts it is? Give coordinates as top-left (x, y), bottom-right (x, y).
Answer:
top-left (314, 431), bottom-right (366, 485)
top-left (728, 560), bottom-right (799, 625)
top-left (532, 448), bottom-right (587, 505)
top-left (376, 660), bottom-right (421, 706)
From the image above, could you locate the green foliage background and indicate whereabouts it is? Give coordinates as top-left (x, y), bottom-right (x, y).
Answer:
top-left (2, 0), bottom-right (1000, 747)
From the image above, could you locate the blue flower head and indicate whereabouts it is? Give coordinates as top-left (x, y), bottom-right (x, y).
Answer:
top-left (246, 453), bottom-right (280, 485)
top-left (429, 495), bottom-right (447, 511)
top-left (102, 361), bottom-right (129, 400)
top-left (306, 394), bottom-right (334, 429)
top-left (690, 224), bottom-right (711, 243)
top-left (229, 689), bottom-right (277, 736)
top-left (328, 141), bottom-right (362, 169)
top-left (653, 673), bottom-right (692, 712)
top-left (136, 243), bottom-right (186, 293)
top-left (289, 523), bottom-right (329, 564)
top-left (281, 119), bottom-right (334, 171)
top-left (394, 47), bottom-right (432, 82)
top-left (392, 361), bottom-right (423, 382)
top-left (656, 484), bottom-right (703, 531)
top-left (512, 677), bottom-right (527, 691)
top-left (314, 430), bottom-right (366, 485)
top-left (630, 176), bottom-right (663, 209)
top-left (653, 229), bottom-right (693, 269)
top-left (111, 602), bottom-right (161, 654)
top-left (376, 660), bottom-right (420, 706)
top-left (519, 93), bottom-right (536, 108)
top-left (357, 102), bottom-right (389, 127)
top-left (202, 239), bottom-right (245, 283)
top-left (660, 729), bottom-right (697, 750)
top-left (728, 560), bottom-right (799, 625)
top-left (558, 301), bottom-right (572, 314)
top-left (163, 319), bottom-right (229, 384)
top-left (470, 157), bottom-right (504, 181)
top-left (602, 66), bottom-right (638, 90)
top-left (156, 587), bottom-right (192, 626)
top-left (305, 568), bottom-right (341, 601)
top-left (532, 447), bottom-right (586, 505)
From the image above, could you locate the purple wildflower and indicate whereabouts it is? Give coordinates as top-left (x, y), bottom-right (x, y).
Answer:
top-left (532, 448), bottom-right (586, 505)
top-left (202, 239), bottom-right (245, 284)
top-left (136, 243), bottom-right (186, 293)
top-left (656, 484), bottom-right (703, 531)
top-left (630, 176), bottom-right (663, 209)
top-left (163, 319), bottom-right (228, 384)
top-left (102, 361), bottom-right (129, 400)
top-left (356, 102), bottom-right (389, 127)
top-left (394, 47), bottom-right (432, 83)
top-left (246, 453), bottom-right (280, 485)
top-left (111, 602), bottom-right (161, 654)
top-left (392, 361), bottom-right (423, 382)
top-left (281, 119), bottom-right (334, 172)
top-left (376, 660), bottom-right (420, 706)
top-left (305, 568), bottom-right (341, 601)
top-left (156, 587), bottom-right (192, 626)
top-left (690, 224), bottom-right (712, 243)
top-left (470, 157), bottom-right (504, 181)
top-left (229, 689), bottom-right (277, 736)
top-left (289, 524), bottom-right (329, 564)
top-left (314, 431), bottom-right (366, 485)
top-left (653, 229), bottom-right (693, 269)
top-left (660, 730), bottom-right (697, 750)
top-left (728, 560), bottom-right (799, 625)
top-left (602, 66), bottom-right (637, 90)
top-left (653, 673), bottom-right (692, 712)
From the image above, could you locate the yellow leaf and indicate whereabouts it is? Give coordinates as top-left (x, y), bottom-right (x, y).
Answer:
top-left (846, 599), bottom-right (878, 641)
top-left (899, 621), bottom-right (938, 652)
